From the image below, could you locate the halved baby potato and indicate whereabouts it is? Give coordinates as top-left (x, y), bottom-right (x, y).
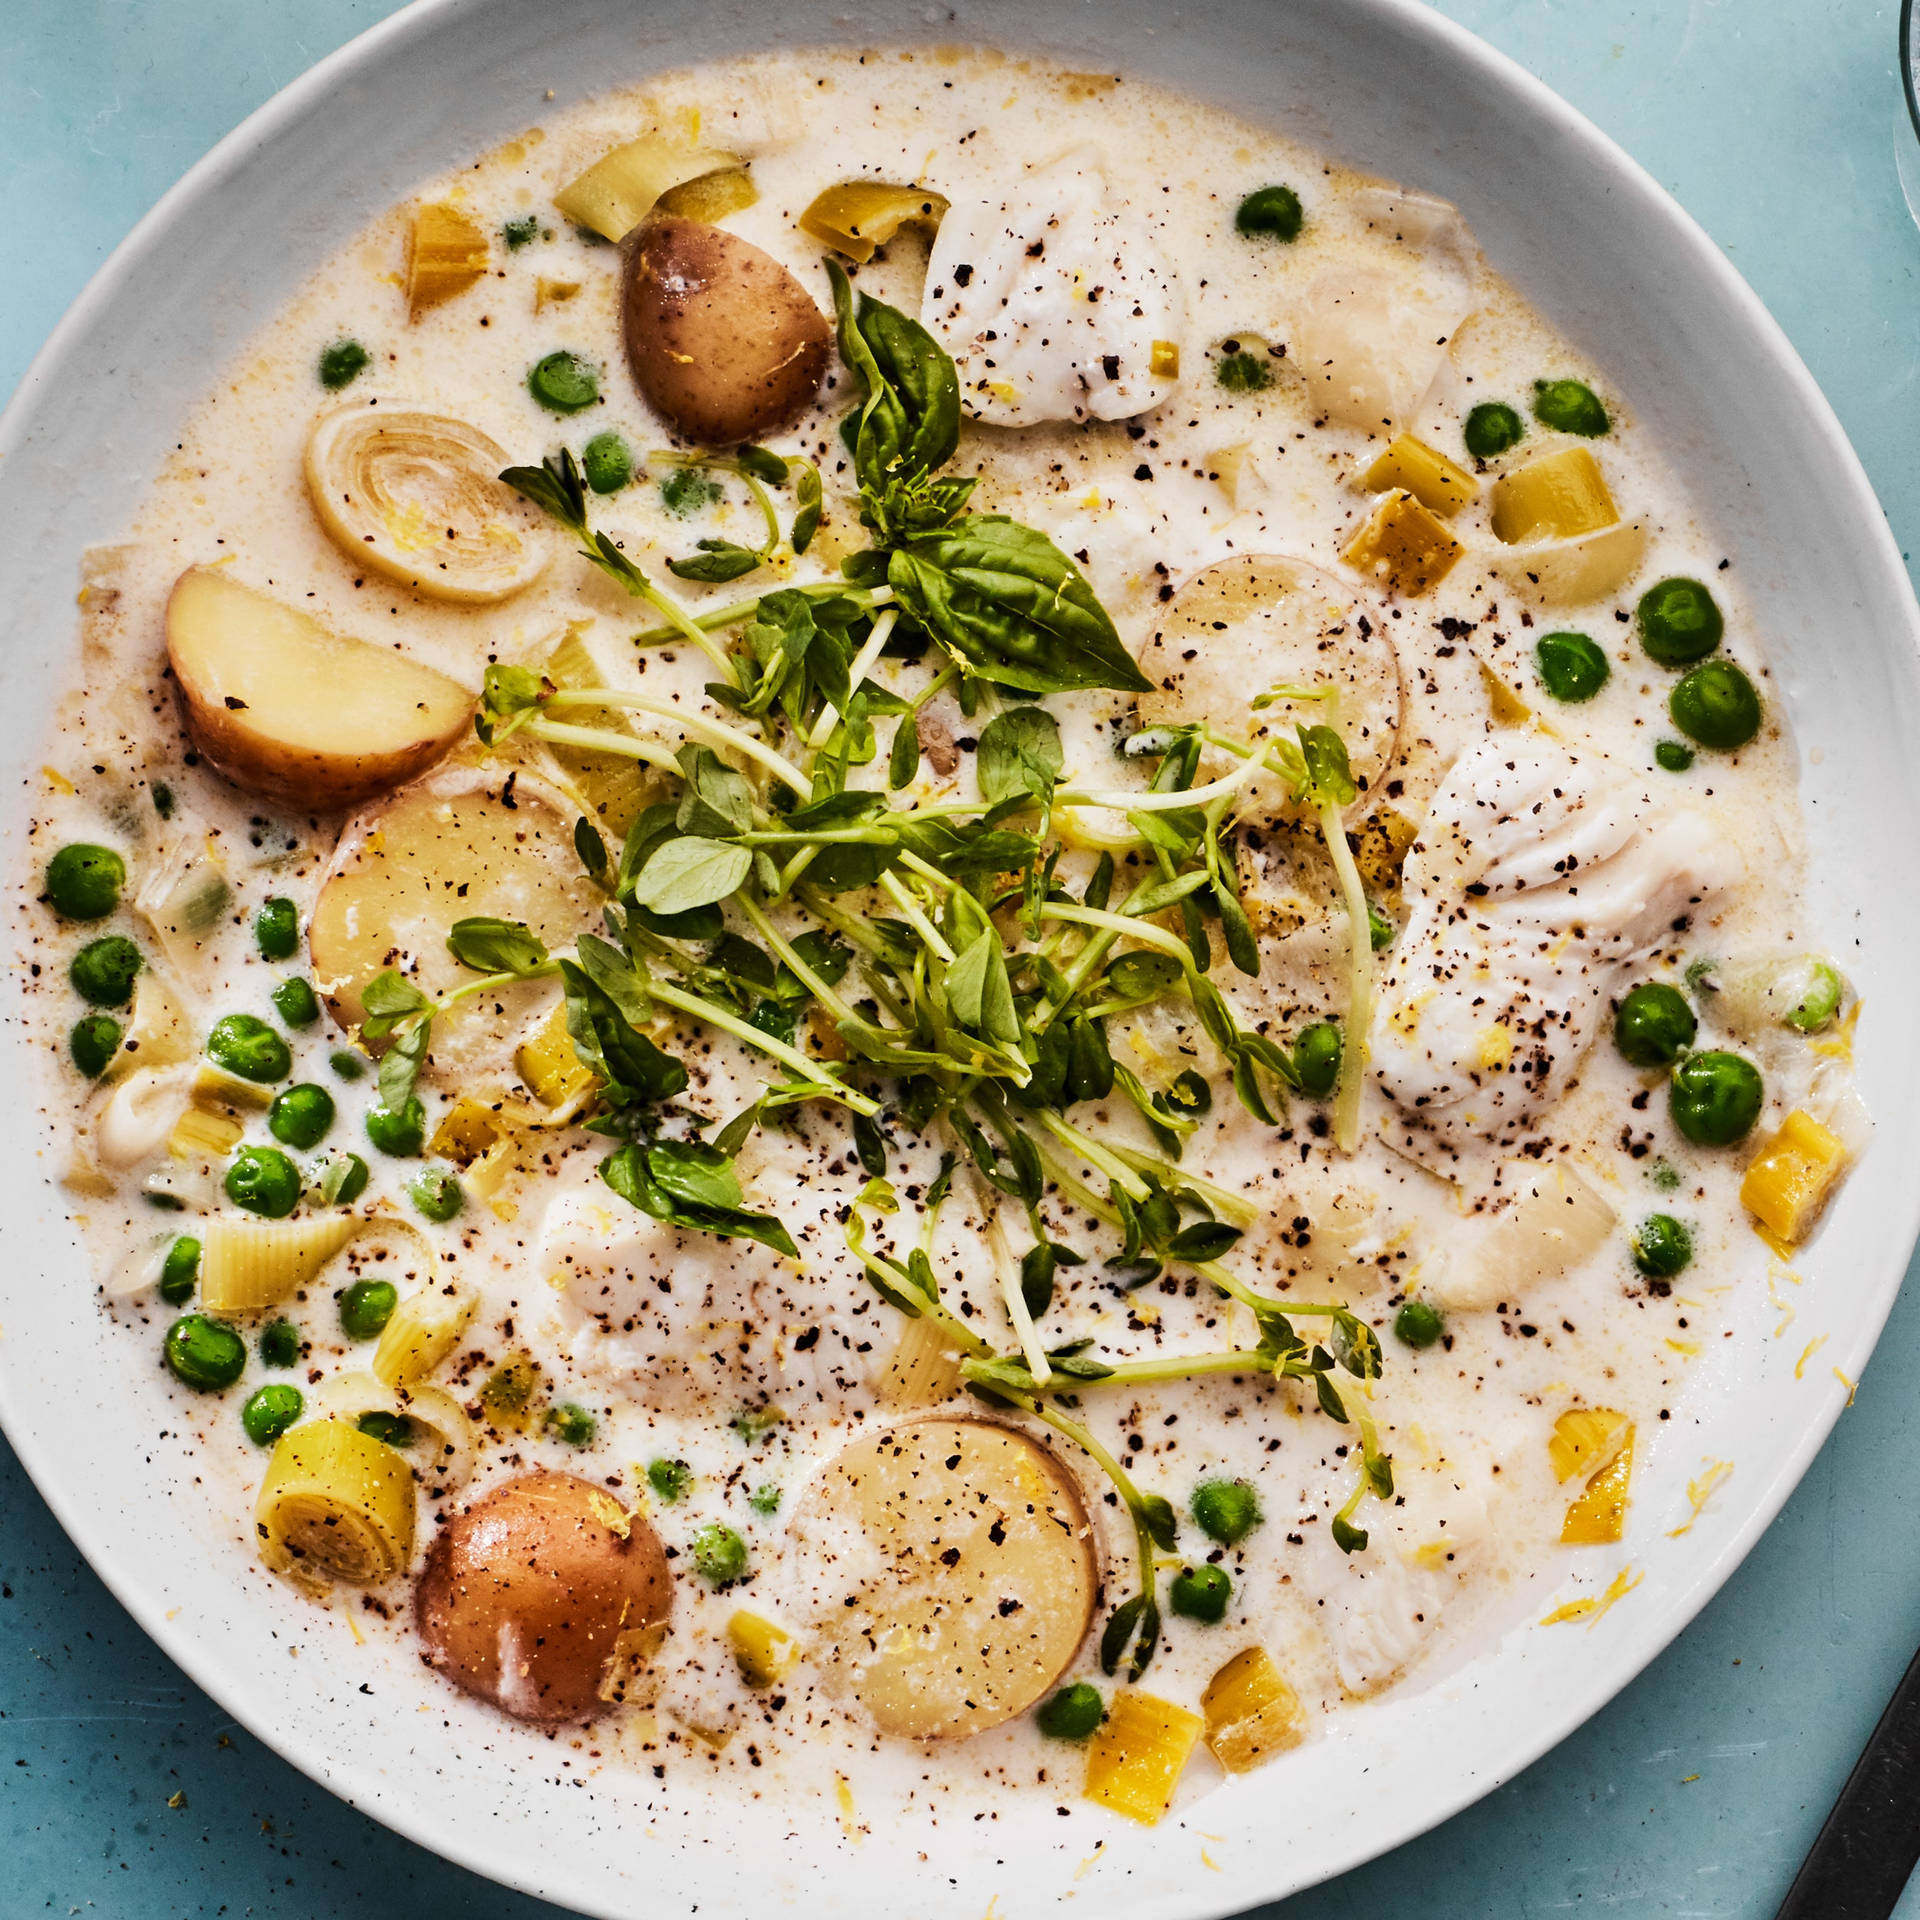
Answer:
top-left (1135, 553), bottom-right (1402, 818)
top-left (416, 1471), bottom-right (672, 1723)
top-left (304, 405), bottom-right (554, 604)
top-left (623, 217), bottom-right (830, 445)
top-left (309, 766), bottom-right (596, 1067)
top-left (166, 568), bottom-right (471, 809)
top-left (788, 1418), bottom-right (1096, 1740)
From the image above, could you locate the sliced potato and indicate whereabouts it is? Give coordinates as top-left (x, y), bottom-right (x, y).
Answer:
top-left (165, 568), bottom-right (471, 809)
top-left (1136, 553), bottom-right (1402, 818)
top-left (416, 1471), bottom-right (672, 1723)
top-left (309, 766), bottom-right (595, 1067)
top-left (304, 405), bottom-right (553, 604)
top-left (789, 1419), bottom-right (1096, 1740)
top-left (623, 218), bottom-right (830, 445)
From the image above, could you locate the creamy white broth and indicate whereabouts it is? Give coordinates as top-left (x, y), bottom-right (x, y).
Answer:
top-left (19, 46), bottom-right (1860, 1825)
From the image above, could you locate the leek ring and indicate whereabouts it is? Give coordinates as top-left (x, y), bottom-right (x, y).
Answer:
top-left (255, 1418), bottom-right (416, 1584)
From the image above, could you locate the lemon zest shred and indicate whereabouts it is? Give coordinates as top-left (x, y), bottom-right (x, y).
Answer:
top-left (1834, 1366), bottom-right (1859, 1407)
top-left (1794, 1334), bottom-right (1828, 1380)
top-left (1539, 1564), bottom-right (1643, 1628)
top-left (1667, 1459), bottom-right (1733, 1537)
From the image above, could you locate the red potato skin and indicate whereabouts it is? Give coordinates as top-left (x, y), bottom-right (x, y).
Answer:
top-left (416, 1471), bottom-right (673, 1724)
top-left (623, 216), bottom-right (830, 445)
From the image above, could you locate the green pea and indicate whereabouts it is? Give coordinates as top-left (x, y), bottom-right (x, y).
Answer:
top-left (408, 1165), bottom-right (464, 1223)
top-left (1291, 1022), bottom-right (1342, 1100)
top-left (1192, 1478), bottom-right (1262, 1546)
top-left (1655, 740), bottom-right (1696, 773)
top-left (242, 1383), bottom-right (304, 1447)
top-left (1235, 184), bottom-right (1303, 241)
top-left (318, 339), bottom-right (370, 390)
top-left (747, 1482), bottom-right (782, 1515)
top-left (1632, 1214), bottom-right (1693, 1280)
top-left (1786, 961), bottom-right (1845, 1034)
top-left (259, 1318), bottom-right (300, 1369)
top-left (1367, 901), bottom-right (1397, 951)
top-left (356, 1410), bottom-right (414, 1447)
top-left (70, 935), bottom-right (142, 1007)
top-left (647, 1457), bottom-right (692, 1504)
top-left (268, 1083), bottom-right (334, 1151)
top-left (272, 977), bottom-right (321, 1027)
top-left (164, 1314), bottom-right (246, 1391)
top-left (1613, 983), bottom-right (1696, 1069)
top-left (365, 1097), bottom-right (426, 1157)
top-left (1463, 401), bottom-right (1526, 460)
top-left (1215, 350), bottom-right (1272, 394)
top-left (1531, 377), bottom-right (1609, 437)
top-left (159, 1236), bottom-right (202, 1306)
top-left (1169, 1563), bottom-right (1232, 1624)
top-left (321, 1152), bottom-right (370, 1206)
top-left (45, 843), bottom-right (126, 920)
top-left (329, 1048), bottom-right (367, 1081)
top-left (545, 1403), bottom-right (596, 1446)
top-left (582, 431), bottom-right (633, 493)
top-left (254, 897), bottom-right (299, 961)
top-left (1035, 1682), bottom-right (1105, 1740)
top-left (339, 1278), bottom-right (399, 1340)
top-left (691, 1523), bottom-right (749, 1586)
top-left (1670, 661), bottom-right (1761, 752)
top-left (70, 1014), bottom-right (122, 1078)
top-left (1534, 631), bottom-right (1610, 704)
top-left (224, 1146), bottom-right (303, 1219)
top-left (206, 1013), bottom-right (292, 1084)
top-left (1393, 1299), bottom-right (1444, 1349)
top-left (1669, 1050), bottom-right (1764, 1146)
top-left (1635, 578), bottom-right (1723, 668)
top-left (529, 350), bottom-right (599, 413)
top-left (501, 214), bottom-right (540, 251)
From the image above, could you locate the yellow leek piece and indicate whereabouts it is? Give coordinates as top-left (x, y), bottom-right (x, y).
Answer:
top-left (428, 1097), bottom-right (512, 1167)
top-left (200, 1213), bottom-right (361, 1313)
top-left (1740, 1109), bottom-right (1847, 1247)
top-left (797, 181), bottom-right (950, 263)
top-left (728, 1609), bottom-right (798, 1688)
top-left (1149, 340), bottom-right (1181, 380)
top-left (1341, 490), bottom-right (1464, 598)
top-left (1548, 1406), bottom-right (1631, 1485)
top-left (553, 136), bottom-right (741, 243)
top-left (517, 1002), bottom-right (597, 1114)
top-left (1200, 1647), bottom-right (1307, 1774)
top-left (465, 1136), bottom-right (522, 1220)
top-left (877, 1313), bottom-right (965, 1408)
top-left (372, 1283), bottom-right (477, 1387)
top-left (167, 1106), bottom-right (244, 1161)
top-left (655, 166), bottom-right (759, 223)
top-left (1490, 446), bottom-right (1618, 545)
top-left (317, 1372), bottom-right (476, 1489)
top-left (533, 277), bottom-right (581, 315)
top-left (1359, 433), bottom-right (1479, 517)
top-left (191, 1064), bottom-right (275, 1112)
top-left (107, 969), bottom-right (193, 1079)
top-left (1561, 1425), bottom-right (1635, 1545)
top-left (1084, 1690), bottom-right (1204, 1825)
top-left (407, 202), bottom-right (489, 317)
top-left (255, 1419), bottom-right (415, 1584)
top-left (1477, 658), bottom-right (1531, 727)
top-left (479, 1348), bottom-right (540, 1432)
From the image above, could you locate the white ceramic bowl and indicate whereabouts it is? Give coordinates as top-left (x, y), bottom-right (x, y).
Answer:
top-left (4, 2), bottom-right (1917, 1914)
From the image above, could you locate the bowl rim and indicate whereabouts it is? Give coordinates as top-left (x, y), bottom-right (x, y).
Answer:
top-left (4, 1), bottom-right (1919, 1915)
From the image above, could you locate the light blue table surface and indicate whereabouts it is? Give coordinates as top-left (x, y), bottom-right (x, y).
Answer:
top-left (4, 2), bottom-right (1919, 1913)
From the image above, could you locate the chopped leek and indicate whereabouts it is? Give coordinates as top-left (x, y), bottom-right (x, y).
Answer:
top-left (1083, 1690), bottom-right (1204, 1824)
top-left (255, 1419), bottom-right (416, 1583)
top-left (552, 135), bottom-right (741, 243)
top-left (1489, 445), bottom-right (1619, 545)
top-left (1200, 1647), bottom-right (1307, 1773)
top-left (199, 1213), bottom-right (360, 1313)
top-left (798, 180), bottom-right (949, 263)
top-left (1341, 489), bottom-right (1464, 597)
top-left (407, 202), bottom-right (490, 317)
top-left (1740, 1109), bottom-right (1848, 1246)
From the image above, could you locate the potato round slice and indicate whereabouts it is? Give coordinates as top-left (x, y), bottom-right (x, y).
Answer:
top-left (789, 1419), bottom-right (1096, 1740)
top-left (166, 567), bottom-right (471, 809)
top-left (304, 405), bottom-right (554, 604)
top-left (1136, 553), bottom-right (1402, 818)
top-left (416, 1471), bottom-right (672, 1723)
top-left (623, 217), bottom-right (830, 445)
top-left (309, 766), bottom-right (596, 1068)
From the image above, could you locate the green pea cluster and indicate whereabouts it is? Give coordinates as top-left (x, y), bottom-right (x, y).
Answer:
top-left (1612, 979), bottom-right (1764, 1150)
top-left (47, 844), bottom-right (143, 1079)
top-left (1631, 577), bottom-right (1762, 757)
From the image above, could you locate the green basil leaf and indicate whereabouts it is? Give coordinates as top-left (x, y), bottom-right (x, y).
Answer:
top-left (558, 958), bottom-right (687, 1104)
top-left (944, 929), bottom-right (1018, 1047)
top-left (674, 744), bottom-right (754, 838)
top-left (645, 1140), bottom-right (745, 1211)
top-left (630, 836), bottom-right (751, 917)
top-left (446, 916), bottom-right (549, 977)
top-left (977, 706), bottom-right (1063, 808)
top-left (668, 539), bottom-right (764, 584)
top-left (888, 716), bottom-right (921, 790)
top-left (887, 517), bottom-right (1150, 696)
top-left (576, 932), bottom-right (650, 1023)
top-left (825, 258), bottom-right (961, 499)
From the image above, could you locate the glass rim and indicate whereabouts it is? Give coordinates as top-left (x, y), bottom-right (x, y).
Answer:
top-left (1904, 0), bottom-right (1920, 143)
